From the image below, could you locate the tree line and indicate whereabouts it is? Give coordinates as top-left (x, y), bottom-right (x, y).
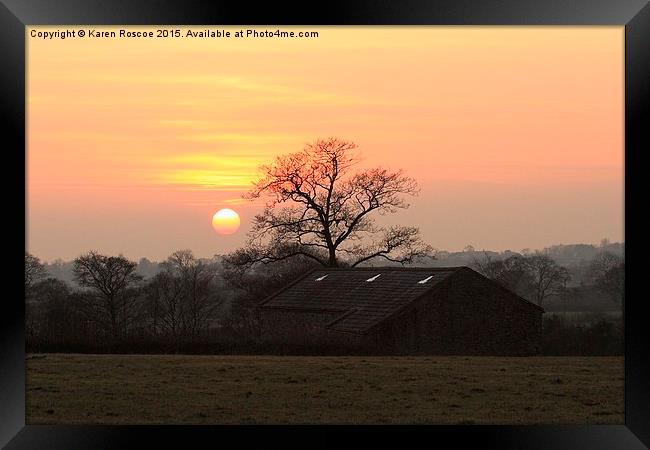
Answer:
top-left (470, 250), bottom-right (624, 309)
top-left (25, 250), bottom-right (231, 351)
top-left (25, 245), bottom-right (623, 355)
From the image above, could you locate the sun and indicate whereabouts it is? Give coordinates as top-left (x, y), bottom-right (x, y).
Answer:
top-left (212, 208), bottom-right (241, 235)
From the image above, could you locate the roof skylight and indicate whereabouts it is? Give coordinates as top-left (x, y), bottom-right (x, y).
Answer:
top-left (366, 274), bottom-right (381, 282)
top-left (418, 275), bottom-right (434, 284)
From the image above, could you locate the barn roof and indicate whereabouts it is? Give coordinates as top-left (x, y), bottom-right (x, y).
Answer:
top-left (257, 267), bottom-right (468, 335)
top-left (258, 266), bottom-right (544, 335)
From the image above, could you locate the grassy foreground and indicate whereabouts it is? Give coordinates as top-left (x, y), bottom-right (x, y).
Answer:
top-left (26, 353), bottom-right (623, 425)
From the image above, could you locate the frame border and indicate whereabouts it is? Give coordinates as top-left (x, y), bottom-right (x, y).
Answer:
top-left (2, 1), bottom-right (648, 448)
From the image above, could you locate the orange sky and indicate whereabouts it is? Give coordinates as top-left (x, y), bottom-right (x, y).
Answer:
top-left (27, 26), bottom-right (624, 262)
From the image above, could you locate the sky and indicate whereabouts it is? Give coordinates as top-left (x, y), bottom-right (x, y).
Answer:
top-left (26, 26), bottom-right (624, 262)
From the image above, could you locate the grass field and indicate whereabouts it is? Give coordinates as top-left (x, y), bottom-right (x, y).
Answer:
top-left (26, 354), bottom-right (623, 425)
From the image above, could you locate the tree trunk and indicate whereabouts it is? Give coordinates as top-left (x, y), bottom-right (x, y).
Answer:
top-left (327, 249), bottom-right (338, 267)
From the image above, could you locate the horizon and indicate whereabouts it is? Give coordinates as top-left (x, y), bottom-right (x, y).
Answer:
top-left (31, 239), bottom-right (624, 265)
top-left (27, 26), bottom-right (624, 261)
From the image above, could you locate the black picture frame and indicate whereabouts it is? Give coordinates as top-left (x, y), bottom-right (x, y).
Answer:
top-left (2, 1), bottom-right (648, 448)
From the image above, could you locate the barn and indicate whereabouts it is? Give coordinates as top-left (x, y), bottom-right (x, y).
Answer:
top-left (256, 267), bottom-right (544, 355)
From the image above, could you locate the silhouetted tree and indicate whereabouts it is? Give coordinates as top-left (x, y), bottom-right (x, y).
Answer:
top-left (25, 252), bottom-right (47, 297)
top-left (472, 251), bottom-right (569, 307)
top-left (225, 138), bottom-right (432, 271)
top-left (161, 250), bottom-right (220, 340)
top-left (471, 252), bottom-right (505, 280)
top-left (222, 254), bottom-right (318, 341)
top-left (145, 271), bottom-right (185, 339)
top-left (524, 253), bottom-right (570, 307)
top-left (472, 253), bottom-right (533, 298)
top-left (73, 251), bottom-right (143, 341)
top-left (27, 278), bottom-right (76, 344)
top-left (589, 252), bottom-right (624, 306)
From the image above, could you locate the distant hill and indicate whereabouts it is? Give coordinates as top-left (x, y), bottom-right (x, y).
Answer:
top-left (365, 242), bottom-right (622, 267)
top-left (541, 242), bottom-right (623, 266)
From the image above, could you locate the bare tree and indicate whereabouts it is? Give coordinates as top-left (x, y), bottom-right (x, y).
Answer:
top-left (471, 251), bottom-right (501, 279)
top-left (223, 253), bottom-right (319, 339)
top-left (471, 253), bottom-right (534, 298)
top-left (73, 251), bottom-right (143, 341)
top-left (25, 252), bottom-right (47, 297)
top-left (226, 137), bottom-right (432, 270)
top-left (145, 271), bottom-right (185, 339)
top-left (28, 278), bottom-right (80, 345)
top-left (523, 253), bottom-right (570, 308)
top-left (589, 251), bottom-right (624, 306)
top-left (161, 250), bottom-right (220, 341)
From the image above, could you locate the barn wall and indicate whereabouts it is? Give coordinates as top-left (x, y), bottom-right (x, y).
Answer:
top-left (443, 268), bottom-right (543, 355)
top-left (370, 270), bottom-right (542, 356)
top-left (428, 270), bottom-right (542, 356)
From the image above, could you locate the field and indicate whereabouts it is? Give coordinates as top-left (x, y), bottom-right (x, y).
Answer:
top-left (26, 354), bottom-right (623, 425)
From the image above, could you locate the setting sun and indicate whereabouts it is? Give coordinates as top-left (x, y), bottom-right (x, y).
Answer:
top-left (212, 208), bottom-right (241, 235)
